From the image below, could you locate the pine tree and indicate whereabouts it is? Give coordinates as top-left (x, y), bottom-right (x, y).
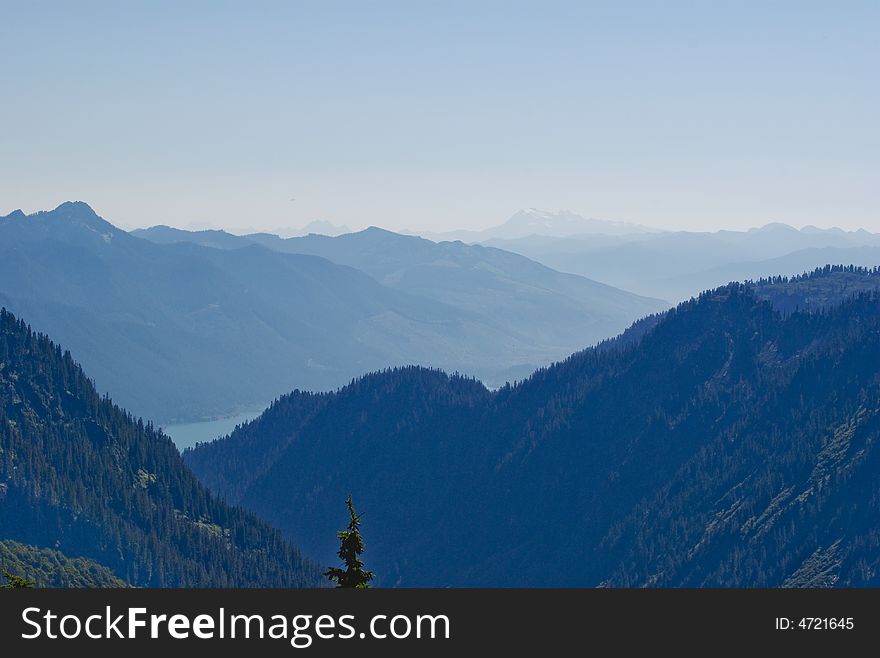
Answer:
top-left (1, 569), bottom-right (35, 589)
top-left (325, 496), bottom-right (374, 588)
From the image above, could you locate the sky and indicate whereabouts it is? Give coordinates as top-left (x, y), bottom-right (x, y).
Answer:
top-left (1, 1), bottom-right (878, 234)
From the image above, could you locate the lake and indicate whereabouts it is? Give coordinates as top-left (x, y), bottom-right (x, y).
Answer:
top-left (163, 408), bottom-right (265, 451)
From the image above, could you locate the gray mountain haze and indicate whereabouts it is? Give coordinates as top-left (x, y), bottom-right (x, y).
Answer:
top-left (288, 219), bottom-right (352, 237)
top-left (252, 219), bottom-right (353, 238)
top-left (485, 219), bottom-right (880, 300)
top-left (661, 246), bottom-right (880, 299)
top-left (419, 208), bottom-right (657, 242)
top-left (138, 224), bottom-right (663, 334)
top-left (2, 202), bottom-right (664, 424)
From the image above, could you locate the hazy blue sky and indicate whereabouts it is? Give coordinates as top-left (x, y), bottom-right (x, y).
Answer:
top-left (2, 1), bottom-right (878, 233)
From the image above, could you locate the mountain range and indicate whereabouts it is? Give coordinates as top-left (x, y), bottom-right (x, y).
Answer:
top-left (5, 199), bottom-right (880, 589)
top-left (185, 267), bottom-right (880, 586)
top-left (1, 202), bottom-right (662, 424)
top-left (139, 206), bottom-right (880, 306)
top-left (483, 220), bottom-right (880, 301)
top-left (135, 222), bottom-right (665, 386)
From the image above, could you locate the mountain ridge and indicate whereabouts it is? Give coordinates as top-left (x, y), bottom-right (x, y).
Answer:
top-left (484, 224), bottom-right (880, 300)
top-left (5, 203), bottom-right (663, 424)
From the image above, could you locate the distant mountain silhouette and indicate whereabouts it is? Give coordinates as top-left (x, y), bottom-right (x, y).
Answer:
top-left (659, 246), bottom-right (880, 299)
top-left (242, 228), bottom-right (666, 355)
top-left (288, 219), bottom-right (352, 237)
top-left (136, 225), bottom-right (665, 358)
top-left (0, 308), bottom-right (321, 587)
top-left (2, 204), bottom-right (452, 423)
top-left (486, 225), bottom-right (880, 300)
top-left (419, 208), bottom-right (656, 242)
top-left (186, 267), bottom-right (880, 586)
top-left (4, 203), bottom-right (661, 423)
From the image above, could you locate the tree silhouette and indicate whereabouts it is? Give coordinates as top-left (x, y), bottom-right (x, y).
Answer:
top-left (325, 496), bottom-right (374, 588)
top-left (1, 569), bottom-right (35, 589)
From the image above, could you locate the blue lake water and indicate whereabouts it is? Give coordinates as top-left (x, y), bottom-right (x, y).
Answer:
top-left (163, 408), bottom-right (265, 451)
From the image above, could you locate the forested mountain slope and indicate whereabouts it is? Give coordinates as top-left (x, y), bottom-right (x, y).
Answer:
top-left (186, 267), bottom-right (880, 586)
top-left (0, 540), bottom-right (127, 588)
top-left (0, 308), bottom-right (322, 587)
